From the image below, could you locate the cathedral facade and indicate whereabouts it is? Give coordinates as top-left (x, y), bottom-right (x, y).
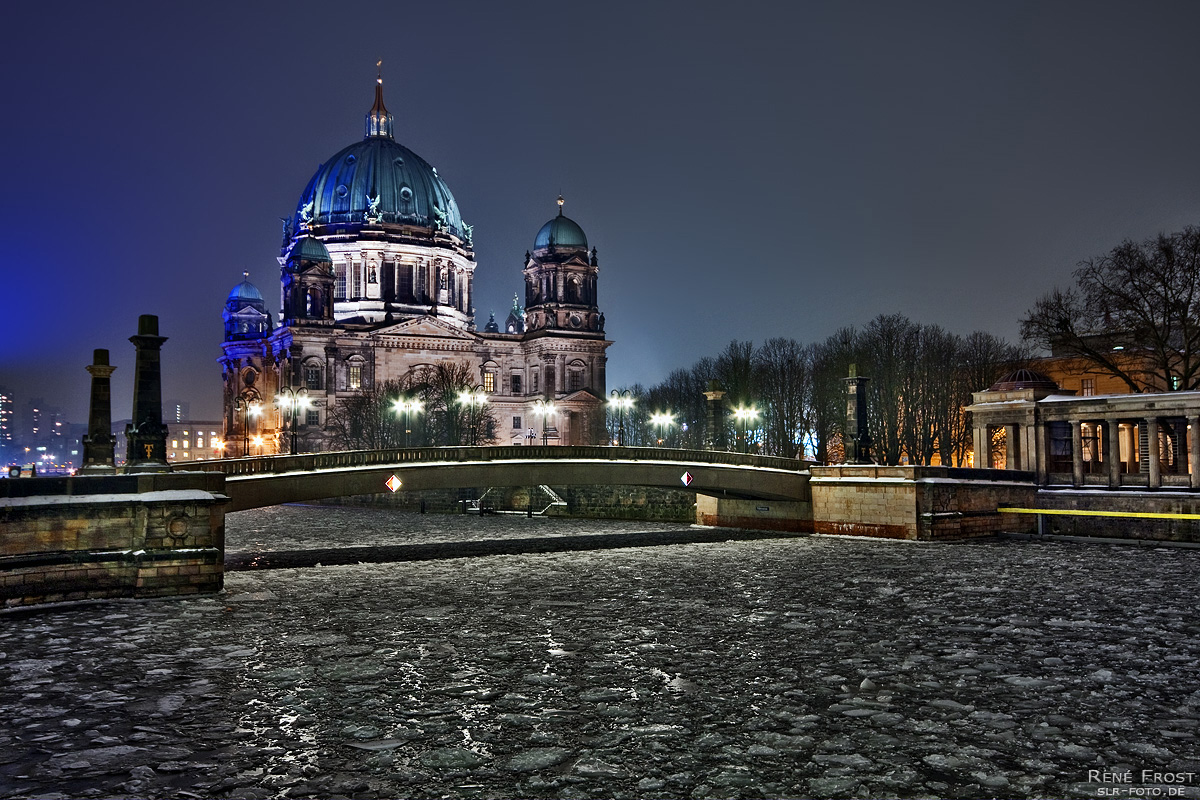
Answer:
top-left (219, 79), bottom-right (610, 455)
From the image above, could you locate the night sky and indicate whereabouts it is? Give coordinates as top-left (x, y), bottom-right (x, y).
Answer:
top-left (6, 1), bottom-right (1200, 423)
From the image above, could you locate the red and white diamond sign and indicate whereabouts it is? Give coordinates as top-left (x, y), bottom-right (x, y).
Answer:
top-left (681, 471), bottom-right (694, 487)
top-left (385, 474), bottom-right (402, 493)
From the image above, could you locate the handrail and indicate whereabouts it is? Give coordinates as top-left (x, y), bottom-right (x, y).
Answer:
top-left (1000, 507), bottom-right (1200, 520)
top-left (175, 446), bottom-right (811, 479)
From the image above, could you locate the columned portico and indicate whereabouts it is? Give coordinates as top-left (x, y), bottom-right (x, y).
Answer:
top-left (967, 371), bottom-right (1200, 491)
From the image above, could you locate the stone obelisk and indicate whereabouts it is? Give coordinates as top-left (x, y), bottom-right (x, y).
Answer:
top-left (843, 364), bottom-right (873, 464)
top-left (125, 315), bottom-right (170, 473)
top-left (80, 349), bottom-right (117, 474)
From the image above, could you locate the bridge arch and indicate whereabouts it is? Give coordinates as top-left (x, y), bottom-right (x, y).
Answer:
top-left (178, 446), bottom-right (811, 513)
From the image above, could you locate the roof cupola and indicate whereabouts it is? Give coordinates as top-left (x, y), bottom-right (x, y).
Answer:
top-left (365, 63), bottom-right (394, 140)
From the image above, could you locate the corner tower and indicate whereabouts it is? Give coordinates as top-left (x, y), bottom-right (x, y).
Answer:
top-left (524, 196), bottom-right (603, 335)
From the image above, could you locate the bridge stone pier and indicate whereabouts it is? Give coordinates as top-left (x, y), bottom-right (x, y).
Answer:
top-left (0, 472), bottom-right (227, 607)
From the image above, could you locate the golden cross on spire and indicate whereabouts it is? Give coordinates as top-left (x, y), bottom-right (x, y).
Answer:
top-left (377, 59), bottom-right (382, 84)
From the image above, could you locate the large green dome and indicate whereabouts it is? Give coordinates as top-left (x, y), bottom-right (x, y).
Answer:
top-left (292, 83), bottom-right (465, 240)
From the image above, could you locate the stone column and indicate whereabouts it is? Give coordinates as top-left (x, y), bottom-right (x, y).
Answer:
top-left (1070, 419), bottom-right (1084, 487)
top-left (1190, 416), bottom-right (1200, 489)
top-left (703, 383), bottom-right (727, 451)
top-left (1035, 417), bottom-right (1049, 486)
top-left (80, 349), bottom-right (117, 474)
top-left (843, 367), bottom-right (872, 464)
top-left (1147, 418), bottom-right (1161, 488)
top-left (972, 425), bottom-right (987, 469)
top-left (1124, 423), bottom-right (1137, 473)
top-left (125, 315), bottom-right (170, 473)
top-left (1107, 418), bottom-right (1122, 489)
top-left (1004, 425), bottom-right (1018, 470)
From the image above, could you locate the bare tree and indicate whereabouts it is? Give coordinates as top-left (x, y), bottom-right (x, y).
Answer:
top-left (809, 328), bottom-right (858, 463)
top-left (1021, 226), bottom-right (1200, 392)
top-left (325, 378), bottom-right (410, 450)
top-left (754, 337), bottom-right (808, 457)
top-left (414, 361), bottom-right (497, 446)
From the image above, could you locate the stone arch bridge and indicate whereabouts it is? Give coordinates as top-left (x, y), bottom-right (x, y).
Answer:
top-left (178, 445), bottom-right (812, 513)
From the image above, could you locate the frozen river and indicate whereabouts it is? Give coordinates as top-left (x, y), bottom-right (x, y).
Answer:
top-left (1, 505), bottom-right (1199, 799)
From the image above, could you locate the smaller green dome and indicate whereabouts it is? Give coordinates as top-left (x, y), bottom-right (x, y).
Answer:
top-left (288, 236), bottom-right (332, 263)
top-left (227, 274), bottom-right (263, 305)
top-left (534, 196), bottom-right (587, 251)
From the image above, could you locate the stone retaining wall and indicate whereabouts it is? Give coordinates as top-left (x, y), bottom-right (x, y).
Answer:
top-left (1012, 491), bottom-right (1200, 543)
top-left (0, 472), bottom-right (228, 607)
top-left (810, 465), bottom-right (1037, 541)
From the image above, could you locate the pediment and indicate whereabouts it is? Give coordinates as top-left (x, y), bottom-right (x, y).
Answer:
top-left (371, 315), bottom-right (478, 340)
top-left (560, 388), bottom-right (602, 404)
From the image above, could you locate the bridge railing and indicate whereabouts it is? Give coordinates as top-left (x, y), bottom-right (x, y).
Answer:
top-left (175, 446), bottom-right (811, 478)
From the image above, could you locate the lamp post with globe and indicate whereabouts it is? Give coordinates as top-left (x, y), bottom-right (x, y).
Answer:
top-left (608, 389), bottom-right (634, 446)
top-left (733, 406), bottom-right (759, 454)
top-left (234, 396), bottom-right (262, 458)
top-left (393, 397), bottom-right (424, 448)
top-left (275, 387), bottom-right (311, 455)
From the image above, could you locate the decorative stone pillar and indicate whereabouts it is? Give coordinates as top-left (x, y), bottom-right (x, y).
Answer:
top-left (1070, 419), bottom-right (1084, 487)
top-left (702, 381), bottom-right (727, 451)
top-left (125, 315), bottom-right (170, 473)
top-left (843, 366), bottom-right (873, 464)
top-left (1147, 417), bottom-right (1161, 488)
top-left (80, 349), bottom-right (117, 474)
top-left (1107, 418), bottom-right (1122, 489)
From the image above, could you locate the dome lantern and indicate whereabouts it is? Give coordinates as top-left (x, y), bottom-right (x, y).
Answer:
top-left (365, 64), bottom-right (394, 140)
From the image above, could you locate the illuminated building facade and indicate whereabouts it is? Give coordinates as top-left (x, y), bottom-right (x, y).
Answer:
top-left (219, 79), bottom-right (610, 455)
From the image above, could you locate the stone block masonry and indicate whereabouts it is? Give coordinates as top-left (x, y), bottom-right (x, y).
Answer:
top-left (0, 472), bottom-right (228, 607)
top-left (810, 465), bottom-right (1037, 541)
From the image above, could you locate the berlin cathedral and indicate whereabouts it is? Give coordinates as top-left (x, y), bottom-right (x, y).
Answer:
top-left (220, 78), bottom-right (610, 455)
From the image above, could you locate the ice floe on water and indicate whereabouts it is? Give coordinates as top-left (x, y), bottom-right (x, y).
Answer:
top-left (0, 507), bottom-right (1198, 798)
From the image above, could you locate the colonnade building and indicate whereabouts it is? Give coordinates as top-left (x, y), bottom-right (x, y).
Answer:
top-left (219, 79), bottom-right (610, 455)
top-left (967, 369), bottom-right (1200, 489)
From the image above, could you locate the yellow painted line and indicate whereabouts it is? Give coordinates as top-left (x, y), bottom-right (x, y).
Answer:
top-left (999, 507), bottom-right (1200, 520)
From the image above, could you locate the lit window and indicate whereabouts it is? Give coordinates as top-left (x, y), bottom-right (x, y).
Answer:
top-left (196, 437), bottom-right (203, 448)
top-left (349, 365), bottom-right (362, 389)
top-left (183, 440), bottom-right (189, 449)
top-left (172, 439), bottom-right (178, 448)
top-left (183, 451), bottom-right (189, 458)
top-left (483, 372), bottom-right (495, 393)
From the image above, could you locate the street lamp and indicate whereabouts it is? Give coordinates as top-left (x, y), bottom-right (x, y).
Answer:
top-left (276, 387), bottom-right (311, 455)
top-left (251, 435), bottom-right (264, 456)
top-left (608, 389), bottom-right (634, 446)
top-left (533, 400), bottom-right (556, 446)
top-left (650, 411), bottom-right (674, 447)
top-left (733, 406), bottom-right (759, 454)
top-left (234, 396), bottom-right (262, 457)
top-left (393, 397), bottom-right (424, 448)
top-left (458, 386), bottom-right (489, 446)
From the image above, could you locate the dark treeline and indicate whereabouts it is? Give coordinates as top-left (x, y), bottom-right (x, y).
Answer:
top-left (610, 313), bottom-right (1028, 465)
